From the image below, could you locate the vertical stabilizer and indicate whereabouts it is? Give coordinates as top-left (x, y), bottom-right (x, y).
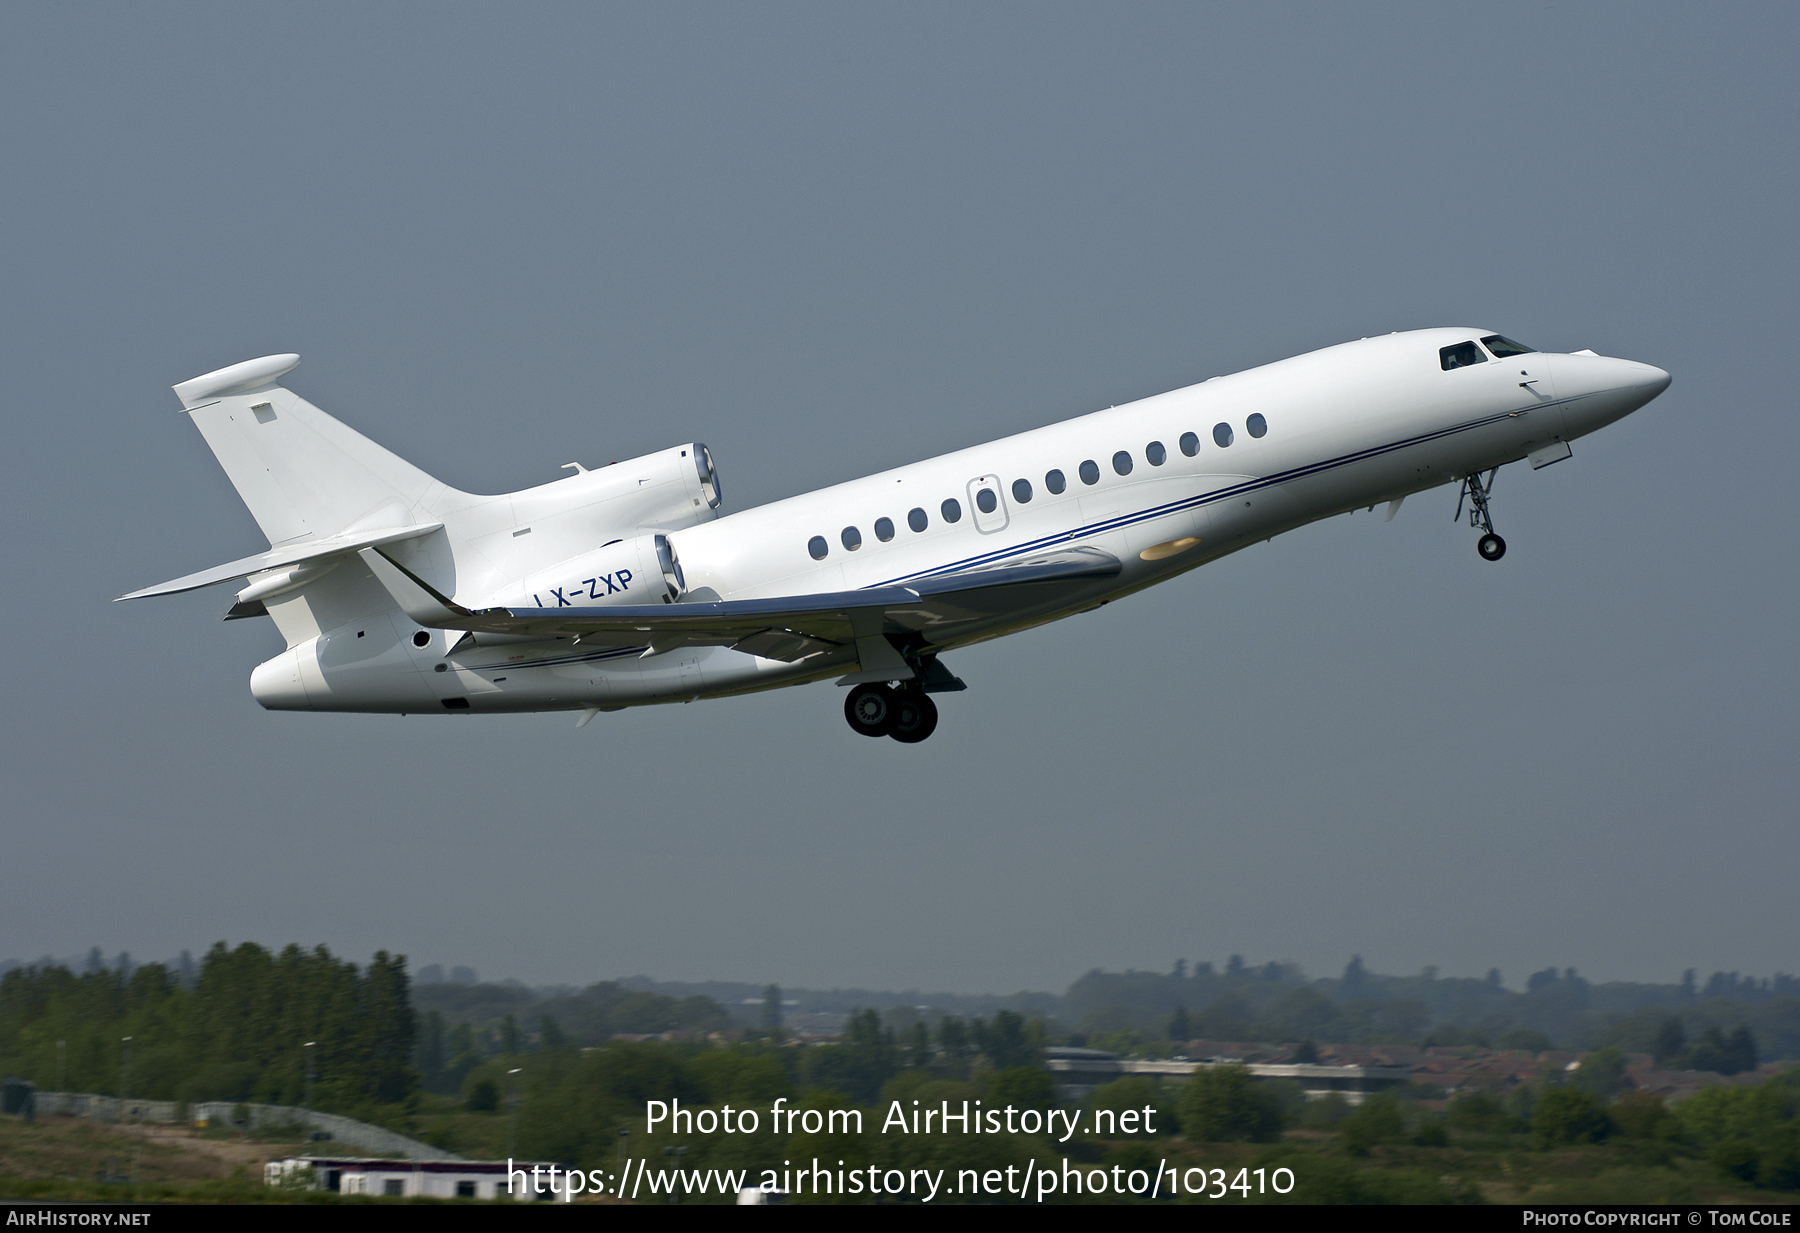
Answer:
top-left (173, 354), bottom-right (453, 547)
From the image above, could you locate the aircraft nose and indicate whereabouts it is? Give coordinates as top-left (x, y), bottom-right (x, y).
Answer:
top-left (1630, 362), bottom-right (1672, 396)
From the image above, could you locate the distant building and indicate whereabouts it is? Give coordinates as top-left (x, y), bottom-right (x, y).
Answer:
top-left (266, 1156), bottom-right (559, 1201)
top-left (1044, 1048), bottom-right (1413, 1106)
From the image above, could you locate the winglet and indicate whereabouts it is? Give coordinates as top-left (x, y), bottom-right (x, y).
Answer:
top-left (357, 547), bottom-right (471, 627)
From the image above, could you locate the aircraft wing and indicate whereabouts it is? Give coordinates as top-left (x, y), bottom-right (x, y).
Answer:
top-left (362, 544), bottom-right (1121, 663)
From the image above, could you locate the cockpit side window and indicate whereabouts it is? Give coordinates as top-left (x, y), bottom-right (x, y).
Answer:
top-left (1481, 334), bottom-right (1535, 358)
top-left (1439, 341), bottom-right (1485, 370)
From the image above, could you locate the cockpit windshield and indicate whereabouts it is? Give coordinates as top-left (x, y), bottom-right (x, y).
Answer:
top-left (1440, 341), bottom-right (1484, 370)
top-left (1481, 334), bottom-right (1535, 357)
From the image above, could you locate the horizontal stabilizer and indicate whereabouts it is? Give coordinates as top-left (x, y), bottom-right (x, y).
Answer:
top-left (116, 523), bottom-right (442, 601)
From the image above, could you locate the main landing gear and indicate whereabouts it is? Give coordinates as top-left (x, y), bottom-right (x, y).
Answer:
top-left (844, 682), bottom-right (939, 744)
top-left (1455, 468), bottom-right (1507, 562)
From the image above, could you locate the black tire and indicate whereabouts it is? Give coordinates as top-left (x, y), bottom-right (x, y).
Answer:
top-left (889, 693), bottom-right (939, 744)
top-left (844, 683), bottom-right (897, 736)
top-left (1477, 533), bottom-right (1507, 561)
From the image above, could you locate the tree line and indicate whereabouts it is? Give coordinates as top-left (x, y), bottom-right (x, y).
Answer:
top-left (1065, 956), bottom-right (1799, 1062)
top-left (0, 943), bottom-right (414, 1113)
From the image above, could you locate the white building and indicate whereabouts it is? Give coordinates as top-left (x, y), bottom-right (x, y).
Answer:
top-left (266, 1156), bottom-right (560, 1201)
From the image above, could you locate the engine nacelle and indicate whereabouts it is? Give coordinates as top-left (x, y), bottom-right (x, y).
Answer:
top-left (508, 532), bottom-right (685, 609)
top-left (506, 443), bottom-right (722, 545)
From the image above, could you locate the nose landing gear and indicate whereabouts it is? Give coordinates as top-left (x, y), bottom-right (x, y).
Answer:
top-left (1455, 468), bottom-right (1507, 562)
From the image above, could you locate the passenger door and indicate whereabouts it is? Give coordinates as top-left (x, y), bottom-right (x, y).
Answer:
top-left (966, 474), bottom-right (1008, 533)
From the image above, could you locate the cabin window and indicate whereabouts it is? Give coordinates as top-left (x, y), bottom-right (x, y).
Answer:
top-left (1146, 440), bottom-right (1166, 466)
top-left (1079, 459), bottom-right (1100, 485)
top-left (1012, 478), bottom-right (1032, 503)
top-left (808, 535), bottom-right (828, 560)
top-left (1045, 469), bottom-right (1066, 494)
top-left (1439, 341), bottom-right (1484, 370)
top-left (1112, 450), bottom-right (1133, 476)
top-left (457, 1182), bottom-right (477, 1198)
top-left (974, 487), bottom-right (997, 514)
top-left (1213, 422), bottom-right (1234, 448)
top-left (1180, 431), bottom-right (1200, 457)
top-left (841, 526), bottom-right (862, 550)
top-left (907, 507), bottom-right (928, 533)
top-left (874, 516), bottom-right (895, 542)
top-left (1481, 334), bottom-right (1536, 357)
top-left (941, 498), bottom-right (962, 523)
top-left (1246, 413), bottom-right (1267, 438)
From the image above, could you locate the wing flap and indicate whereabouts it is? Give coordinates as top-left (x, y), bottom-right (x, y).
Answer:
top-left (362, 543), bottom-right (1123, 661)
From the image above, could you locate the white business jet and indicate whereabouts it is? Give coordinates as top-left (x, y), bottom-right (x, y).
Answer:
top-left (120, 330), bottom-right (1668, 743)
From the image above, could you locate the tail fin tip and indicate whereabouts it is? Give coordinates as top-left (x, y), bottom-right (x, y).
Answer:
top-left (173, 354), bottom-right (302, 409)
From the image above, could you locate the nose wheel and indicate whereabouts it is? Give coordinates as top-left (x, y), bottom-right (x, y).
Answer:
top-left (1455, 468), bottom-right (1507, 562)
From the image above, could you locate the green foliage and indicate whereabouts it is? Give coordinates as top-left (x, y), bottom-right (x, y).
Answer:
top-left (1710, 1138), bottom-right (1761, 1184)
top-left (974, 1010), bottom-right (1041, 1070)
top-left (685, 1046), bottom-right (790, 1106)
top-left (1411, 1119), bottom-right (1449, 1147)
top-left (1758, 1128), bottom-right (1800, 1190)
top-left (1261, 987), bottom-right (1338, 1040)
top-left (1654, 1015), bottom-right (1687, 1064)
top-left (1179, 1065), bottom-right (1284, 1143)
top-left (0, 944), bottom-right (416, 1111)
top-left (1338, 1093), bottom-right (1404, 1155)
top-left (1613, 1091), bottom-right (1675, 1141)
top-left (1570, 1046), bottom-right (1631, 1102)
top-left (1250, 1147), bottom-right (1479, 1204)
top-left (1301, 1092), bottom-right (1353, 1129)
top-left (1420, 1022), bottom-right (1490, 1048)
top-left (1497, 1028), bottom-right (1552, 1053)
top-left (1447, 1092), bottom-right (1512, 1135)
top-left (1687, 1024), bottom-right (1759, 1075)
top-left (985, 1066), bottom-right (1055, 1114)
top-left (799, 1009), bottom-right (896, 1104)
top-left (1674, 1071), bottom-right (1800, 1189)
top-left (464, 1079), bottom-right (498, 1113)
top-left (1085, 1077), bottom-right (1166, 1138)
top-left (1530, 1087), bottom-right (1615, 1149)
top-left (906, 1021), bottom-right (931, 1068)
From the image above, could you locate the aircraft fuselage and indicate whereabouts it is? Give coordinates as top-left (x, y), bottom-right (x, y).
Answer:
top-left (133, 328), bottom-right (1670, 732)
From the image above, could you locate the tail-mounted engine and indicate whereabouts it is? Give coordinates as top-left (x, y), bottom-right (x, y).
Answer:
top-left (510, 532), bottom-right (686, 609)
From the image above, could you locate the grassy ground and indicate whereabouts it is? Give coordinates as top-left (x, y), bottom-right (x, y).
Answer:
top-left (3, 1110), bottom-right (1795, 1204)
top-left (1083, 1133), bottom-right (1798, 1205)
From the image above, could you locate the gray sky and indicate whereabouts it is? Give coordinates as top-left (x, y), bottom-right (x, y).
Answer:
top-left (3, 2), bottom-right (1795, 994)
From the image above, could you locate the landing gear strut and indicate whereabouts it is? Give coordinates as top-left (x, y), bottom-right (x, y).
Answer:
top-left (1454, 468), bottom-right (1506, 562)
top-left (843, 682), bottom-right (940, 743)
